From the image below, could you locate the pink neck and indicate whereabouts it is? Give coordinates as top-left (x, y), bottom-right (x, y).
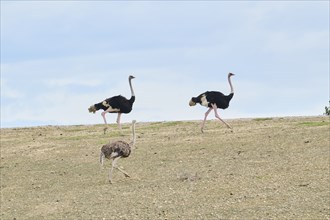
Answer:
top-left (228, 75), bottom-right (234, 94)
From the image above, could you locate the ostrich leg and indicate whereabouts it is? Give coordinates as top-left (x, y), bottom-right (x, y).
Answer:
top-left (101, 112), bottom-right (109, 134)
top-left (101, 111), bottom-right (108, 124)
top-left (109, 157), bottom-right (129, 183)
top-left (201, 108), bottom-right (212, 133)
top-left (211, 103), bottom-right (232, 129)
top-left (116, 113), bottom-right (122, 129)
top-left (113, 159), bottom-right (130, 178)
top-left (109, 160), bottom-right (115, 184)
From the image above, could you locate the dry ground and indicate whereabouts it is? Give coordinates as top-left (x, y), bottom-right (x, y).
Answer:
top-left (1, 116), bottom-right (329, 219)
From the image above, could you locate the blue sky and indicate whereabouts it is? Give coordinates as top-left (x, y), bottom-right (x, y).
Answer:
top-left (1, 1), bottom-right (329, 128)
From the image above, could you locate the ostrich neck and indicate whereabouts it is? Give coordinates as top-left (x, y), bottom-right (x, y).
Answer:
top-left (129, 78), bottom-right (135, 97)
top-left (131, 123), bottom-right (136, 147)
top-left (228, 76), bottom-right (234, 94)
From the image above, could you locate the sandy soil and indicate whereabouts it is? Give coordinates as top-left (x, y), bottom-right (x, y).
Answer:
top-left (1, 116), bottom-right (329, 219)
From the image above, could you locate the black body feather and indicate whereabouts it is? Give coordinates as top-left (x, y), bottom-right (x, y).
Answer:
top-left (193, 91), bottom-right (234, 109)
top-left (93, 95), bottom-right (135, 113)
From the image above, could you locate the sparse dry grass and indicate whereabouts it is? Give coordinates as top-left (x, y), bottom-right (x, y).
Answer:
top-left (1, 116), bottom-right (329, 219)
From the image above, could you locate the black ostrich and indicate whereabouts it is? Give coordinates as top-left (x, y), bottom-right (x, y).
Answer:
top-left (189, 72), bottom-right (235, 132)
top-left (88, 75), bottom-right (135, 133)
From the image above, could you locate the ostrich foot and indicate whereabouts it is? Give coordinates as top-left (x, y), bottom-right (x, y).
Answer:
top-left (200, 122), bottom-right (206, 133)
top-left (103, 127), bottom-right (108, 134)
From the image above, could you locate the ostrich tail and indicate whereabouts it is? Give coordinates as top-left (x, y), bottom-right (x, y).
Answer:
top-left (88, 105), bottom-right (97, 113)
top-left (189, 98), bottom-right (197, 106)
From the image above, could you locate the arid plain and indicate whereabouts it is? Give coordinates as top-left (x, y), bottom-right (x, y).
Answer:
top-left (1, 116), bottom-right (329, 219)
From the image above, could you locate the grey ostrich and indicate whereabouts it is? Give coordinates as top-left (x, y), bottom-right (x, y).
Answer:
top-left (100, 120), bottom-right (136, 184)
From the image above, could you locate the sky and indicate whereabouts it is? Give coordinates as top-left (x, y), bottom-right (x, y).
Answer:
top-left (1, 1), bottom-right (329, 128)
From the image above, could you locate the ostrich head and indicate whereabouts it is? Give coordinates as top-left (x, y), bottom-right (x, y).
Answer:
top-left (88, 105), bottom-right (97, 113)
top-left (228, 72), bottom-right (235, 77)
top-left (189, 97), bottom-right (198, 106)
top-left (129, 75), bottom-right (135, 80)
